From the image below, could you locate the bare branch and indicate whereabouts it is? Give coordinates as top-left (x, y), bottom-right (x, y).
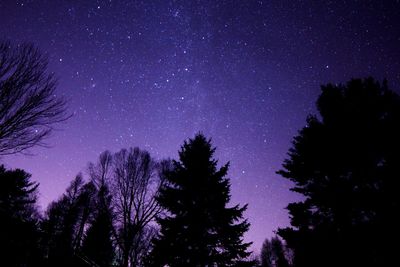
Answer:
top-left (0, 41), bottom-right (71, 156)
top-left (88, 148), bottom-right (167, 267)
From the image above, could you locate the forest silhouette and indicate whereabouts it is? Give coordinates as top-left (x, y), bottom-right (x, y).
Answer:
top-left (1, 41), bottom-right (400, 267)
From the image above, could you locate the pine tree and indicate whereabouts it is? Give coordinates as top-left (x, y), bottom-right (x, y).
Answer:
top-left (81, 185), bottom-right (115, 267)
top-left (150, 134), bottom-right (252, 266)
top-left (260, 236), bottom-right (290, 267)
top-left (277, 78), bottom-right (400, 267)
top-left (0, 165), bottom-right (43, 266)
top-left (42, 175), bottom-right (96, 267)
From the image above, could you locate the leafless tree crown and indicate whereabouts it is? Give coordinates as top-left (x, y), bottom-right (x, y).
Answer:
top-left (0, 41), bottom-right (70, 155)
top-left (88, 148), bottom-right (168, 267)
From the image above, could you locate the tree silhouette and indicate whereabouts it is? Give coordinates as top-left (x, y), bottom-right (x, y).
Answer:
top-left (81, 153), bottom-right (115, 267)
top-left (149, 134), bottom-right (252, 266)
top-left (277, 78), bottom-right (400, 267)
top-left (0, 165), bottom-right (43, 266)
top-left (260, 236), bottom-right (290, 267)
top-left (0, 41), bottom-right (70, 156)
top-left (80, 186), bottom-right (114, 267)
top-left (42, 175), bottom-right (96, 267)
top-left (87, 148), bottom-right (165, 267)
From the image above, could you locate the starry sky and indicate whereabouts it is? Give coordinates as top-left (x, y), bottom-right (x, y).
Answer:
top-left (1, 0), bottom-right (400, 252)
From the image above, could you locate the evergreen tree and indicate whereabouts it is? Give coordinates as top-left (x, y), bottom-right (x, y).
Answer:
top-left (260, 239), bottom-right (273, 267)
top-left (81, 185), bottom-right (115, 267)
top-left (42, 175), bottom-right (96, 267)
top-left (0, 165), bottom-right (43, 266)
top-left (150, 134), bottom-right (252, 266)
top-left (277, 78), bottom-right (400, 267)
top-left (260, 236), bottom-right (290, 267)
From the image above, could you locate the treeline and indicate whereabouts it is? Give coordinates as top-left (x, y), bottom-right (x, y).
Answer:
top-left (0, 40), bottom-right (254, 267)
top-left (3, 78), bottom-right (399, 267)
top-left (0, 135), bottom-right (254, 267)
top-left (257, 78), bottom-right (400, 267)
top-left (2, 41), bottom-right (400, 266)
top-left (275, 78), bottom-right (400, 267)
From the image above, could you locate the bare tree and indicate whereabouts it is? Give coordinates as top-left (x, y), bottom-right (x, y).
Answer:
top-left (130, 225), bottom-right (158, 267)
top-left (112, 148), bottom-right (164, 267)
top-left (88, 148), bottom-right (167, 267)
top-left (0, 41), bottom-right (70, 155)
top-left (88, 150), bottom-right (113, 192)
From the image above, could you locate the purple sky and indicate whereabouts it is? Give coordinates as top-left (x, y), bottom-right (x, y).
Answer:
top-left (1, 0), bottom-right (399, 252)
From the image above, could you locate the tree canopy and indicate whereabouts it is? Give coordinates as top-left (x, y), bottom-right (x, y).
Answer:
top-left (0, 165), bottom-right (43, 266)
top-left (277, 78), bottom-right (400, 267)
top-left (0, 41), bottom-right (69, 155)
top-left (150, 133), bottom-right (253, 266)
top-left (260, 236), bottom-right (290, 267)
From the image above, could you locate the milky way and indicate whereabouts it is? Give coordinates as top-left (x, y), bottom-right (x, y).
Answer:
top-left (1, 0), bottom-right (399, 251)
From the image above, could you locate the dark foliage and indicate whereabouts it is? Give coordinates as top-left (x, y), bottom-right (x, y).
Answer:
top-left (260, 236), bottom-right (290, 267)
top-left (0, 41), bottom-right (70, 155)
top-left (87, 149), bottom-right (164, 267)
top-left (149, 134), bottom-right (253, 266)
top-left (0, 165), bottom-right (43, 267)
top-left (80, 190), bottom-right (114, 267)
top-left (41, 175), bottom-right (96, 267)
top-left (277, 78), bottom-right (400, 267)
top-left (1, 135), bottom-right (254, 267)
top-left (111, 148), bottom-right (163, 267)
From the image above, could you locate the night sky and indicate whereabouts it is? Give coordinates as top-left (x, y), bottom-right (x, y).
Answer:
top-left (1, 0), bottom-right (400, 252)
